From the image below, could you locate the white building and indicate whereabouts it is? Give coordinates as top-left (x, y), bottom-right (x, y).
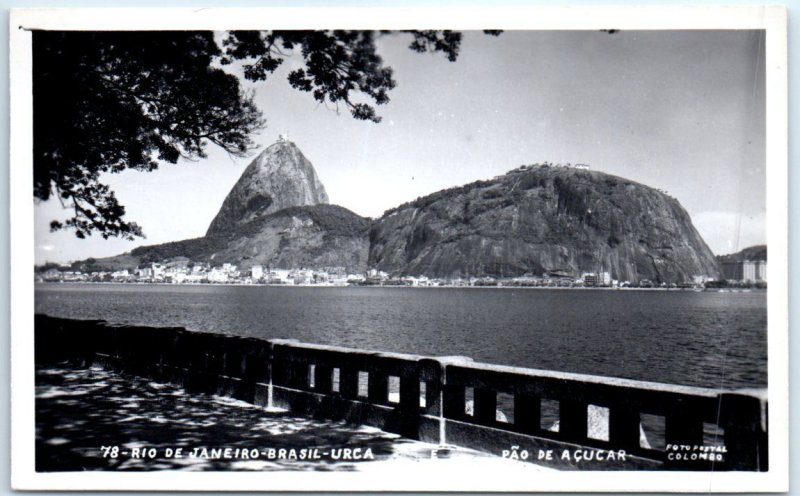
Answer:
top-left (721, 260), bottom-right (767, 283)
top-left (136, 267), bottom-right (153, 278)
top-left (207, 268), bottom-right (229, 283)
top-left (292, 269), bottom-right (314, 285)
top-left (265, 269), bottom-right (292, 284)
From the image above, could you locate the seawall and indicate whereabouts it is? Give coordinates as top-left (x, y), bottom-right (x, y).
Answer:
top-left (34, 314), bottom-right (768, 471)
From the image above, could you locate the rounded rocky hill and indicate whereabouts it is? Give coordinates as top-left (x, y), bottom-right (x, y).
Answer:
top-left (369, 164), bottom-right (721, 284)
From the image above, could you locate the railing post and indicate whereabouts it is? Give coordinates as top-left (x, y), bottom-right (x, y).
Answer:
top-left (665, 410), bottom-right (704, 446)
top-left (424, 381), bottom-right (441, 414)
top-left (314, 364), bottom-right (333, 394)
top-left (272, 359), bottom-right (307, 390)
top-left (399, 375), bottom-right (421, 410)
top-left (368, 373), bottom-right (389, 404)
top-left (242, 342), bottom-right (270, 384)
top-left (339, 367), bottom-right (359, 399)
top-left (719, 393), bottom-right (768, 471)
top-left (474, 388), bottom-right (497, 423)
top-left (443, 384), bottom-right (466, 419)
top-left (609, 408), bottom-right (641, 450)
top-left (514, 394), bottom-right (541, 434)
top-left (560, 399), bottom-right (588, 442)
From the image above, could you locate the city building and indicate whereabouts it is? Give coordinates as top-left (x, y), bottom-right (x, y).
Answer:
top-left (721, 260), bottom-right (767, 283)
top-left (152, 263), bottom-right (164, 280)
top-left (292, 269), bottom-right (314, 285)
top-left (582, 271), bottom-right (611, 287)
top-left (207, 268), bottom-right (229, 283)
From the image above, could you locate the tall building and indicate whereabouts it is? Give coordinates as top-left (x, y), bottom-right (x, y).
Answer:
top-left (582, 271), bottom-right (611, 287)
top-left (721, 260), bottom-right (767, 282)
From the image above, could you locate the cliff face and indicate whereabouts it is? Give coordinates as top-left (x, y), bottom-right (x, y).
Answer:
top-left (209, 205), bottom-right (370, 272)
top-left (206, 140), bottom-right (329, 236)
top-left (89, 205), bottom-right (370, 273)
top-left (369, 165), bottom-right (720, 283)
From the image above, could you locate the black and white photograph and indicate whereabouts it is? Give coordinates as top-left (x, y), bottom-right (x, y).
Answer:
top-left (10, 6), bottom-right (788, 492)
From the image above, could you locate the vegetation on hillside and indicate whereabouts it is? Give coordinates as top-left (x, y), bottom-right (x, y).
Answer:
top-left (235, 204), bottom-right (371, 239)
top-left (716, 245), bottom-right (767, 262)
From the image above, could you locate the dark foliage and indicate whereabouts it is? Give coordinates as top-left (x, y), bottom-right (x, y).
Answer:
top-left (515, 173), bottom-right (548, 190)
top-left (481, 188), bottom-right (505, 200)
top-left (130, 236), bottom-right (228, 264)
top-left (382, 178), bottom-right (494, 217)
top-left (716, 245), bottom-right (767, 262)
top-left (221, 30), bottom-right (500, 122)
top-left (34, 31), bottom-right (264, 240)
top-left (34, 262), bottom-right (64, 273)
top-left (35, 30), bottom-right (502, 241)
top-left (235, 204), bottom-right (371, 240)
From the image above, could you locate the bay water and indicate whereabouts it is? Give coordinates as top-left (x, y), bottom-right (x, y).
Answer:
top-left (35, 283), bottom-right (767, 390)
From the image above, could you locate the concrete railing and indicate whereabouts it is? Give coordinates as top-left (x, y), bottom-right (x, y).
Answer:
top-left (34, 315), bottom-right (768, 471)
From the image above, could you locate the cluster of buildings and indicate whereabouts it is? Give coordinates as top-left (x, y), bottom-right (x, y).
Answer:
top-left (35, 264), bottom-right (685, 289)
top-left (495, 163), bottom-right (590, 180)
top-left (720, 260), bottom-right (767, 284)
top-left (36, 257), bottom-right (766, 289)
top-left (37, 261), bottom-right (364, 286)
top-left (517, 162), bottom-right (590, 170)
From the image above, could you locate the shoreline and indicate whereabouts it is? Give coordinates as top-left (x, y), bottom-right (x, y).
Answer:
top-left (33, 281), bottom-right (765, 293)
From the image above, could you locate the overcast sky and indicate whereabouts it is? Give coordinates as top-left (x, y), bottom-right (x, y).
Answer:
top-left (35, 29), bottom-right (766, 265)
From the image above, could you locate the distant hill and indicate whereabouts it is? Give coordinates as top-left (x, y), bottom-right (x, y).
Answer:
top-left (716, 245), bottom-right (767, 263)
top-left (370, 164), bottom-right (721, 283)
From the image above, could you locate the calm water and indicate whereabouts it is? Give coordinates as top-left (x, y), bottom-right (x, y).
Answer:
top-left (35, 283), bottom-right (767, 389)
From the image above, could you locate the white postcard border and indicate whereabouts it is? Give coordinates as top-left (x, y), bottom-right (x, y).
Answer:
top-left (9, 5), bottom-right (789, 492)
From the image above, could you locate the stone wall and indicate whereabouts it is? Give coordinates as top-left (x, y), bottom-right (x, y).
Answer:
top-left (35, 314), bottom-right (768, 471)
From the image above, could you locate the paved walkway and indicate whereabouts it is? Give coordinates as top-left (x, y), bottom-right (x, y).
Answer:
top-left (36, 365), bottom-right (549, 473)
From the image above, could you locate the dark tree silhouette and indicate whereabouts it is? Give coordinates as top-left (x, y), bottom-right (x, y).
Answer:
top-left (33, 30), bottom-right (500, 240)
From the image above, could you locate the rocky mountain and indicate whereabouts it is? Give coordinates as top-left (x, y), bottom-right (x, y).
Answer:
top-left (717, 245), bottom-right (767, 263)
top-left (77, 139), bottom-right (720, 285)
top-left (369, 165), bottom-right (720, 283)
top-left (84, 139), bottom-right (368, 274)
top-left (205, 139), bottom-right (329, 236)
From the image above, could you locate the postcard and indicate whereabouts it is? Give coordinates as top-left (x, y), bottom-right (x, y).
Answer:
top-left (9, 5), bottom-right (788, 492)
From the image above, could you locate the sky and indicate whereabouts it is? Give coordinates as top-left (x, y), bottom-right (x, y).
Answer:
top-left (34, 29), bottom-right (767, 265)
